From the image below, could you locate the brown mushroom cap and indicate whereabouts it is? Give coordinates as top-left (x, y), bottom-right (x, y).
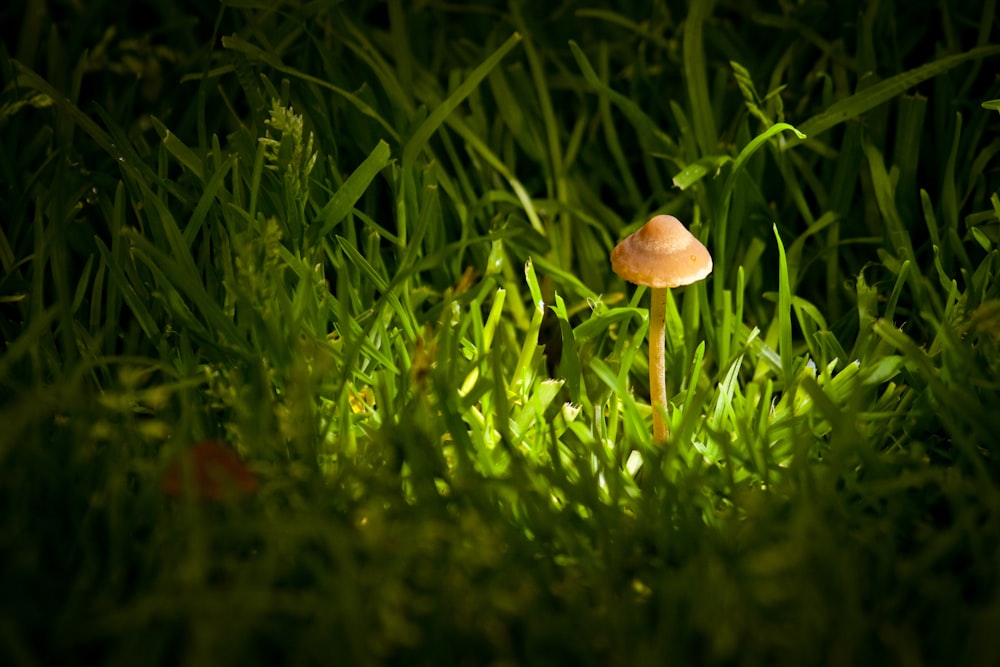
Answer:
top-left (611, 215), bottom-right (713, 288)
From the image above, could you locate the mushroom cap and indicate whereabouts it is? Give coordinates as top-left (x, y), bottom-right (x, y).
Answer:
top-left (611, 215), bottom-right (713, 288)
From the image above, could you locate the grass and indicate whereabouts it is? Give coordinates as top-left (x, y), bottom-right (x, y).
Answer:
top-left (2, 0), bottom-right (1000, 664)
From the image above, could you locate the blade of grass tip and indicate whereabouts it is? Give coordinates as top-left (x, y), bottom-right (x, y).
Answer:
top-left (619, 313), bottom-right (651, 385)
top-left (12, 62), bottom-right (133, 177)
top-left (774, 224), bottom-right (793, 382)
top-left (431, 128), bottom-right (475, 225)
top-left (891, 94), bottom-right (927, 217)
top-left (394, 159), bottom-right (415, 251)
top-left (563, 113), bottom-right (588, 181)
top-left (663, 286), bottom-right (684, 363)
top-left (151, 116), bottom-right (204, 182)
top-left (797, 376), bottom-right (864, 462)
top-left (40, 210), bottom-right (79, 365)
top-left (786, 44), bottom-right (1000, 149)
top-left (486, 58), bottom-right (544, 162)
top-left (683, 0), bottom-right (718, 157)
top-left (310, 140), bottom-right (391, 244)
top-left (552, 293), bottom-right (583, 405)
top-left (719, 267), bottom-right (748, 370)
top-left (717, 289), bottom-right (732, 370)
top-left (709, 347), bottom-right (744, 469)
top-left (595, 42), bottom-right (642, 209)
top-left (222, 35), bottom-right (398, 140)
top-left (88, 255), bottom-right (106, 332)
top-left (246, 131), bottom-right (266, 220)
top-left (460, 302), bottom-right (488, 400)
top-left (127, 249), bottom-right (210, 341)
top-left (490, 339), bottom-right (513, 453)
top-left (882, 260), bottom-right (910, 325)
top-left (438, 114), bottom-right (545, 234)
top-left (862, 141), bottom-right (922, 300)
top-left (526, 254), bottom-right (599, 302)
top-left (383, 228), bottom-right (518, 300)
top-left (70, 255), bottom-right (95, 315)
top-left (683, 272), bottom-right (711, 355)
top-left (681, 340), bottom-right (706, 424)
top-left (339, 15), bottom-right (414, 118)
top-left (670, 100), bottom-right (699, 162)
top-left (510, 6), bottom-right (568, 265)
top-left (209, 132), bottom-right (224, 178)
top-left (387, 0), bottom-right (414, 104)
top-left (671, 154), bottom-right (732, 190)
top-left (714, 122), bottom-right (805, 302)
top-left (786, 212), bottom-right (838, 289)
top-left (122, 230), bottom-right (244, 348)
top-left (184, 154), bottom-right (235, 246)
top-left (850, 267), bottom-right (881, 364)
top-left (919, 189), bottom-right (945, 275)
top-left (941, 113), bottom-right (972, 272)
top-left (872, 319), bottom-right (993, 483)
top-left (398, 180), bottom-right (439, 274)
top-left (572, 305), bottom-right (646, 344)
top-left (791, 296), bottom-right (831, 364)
top-left (510, 6), bottom-right (561, 183)
top-left (590, 355), bottom-right (648, 448)
top-left (775, 148), bottom-right (816, 228)
top-left (95, 237), bottom-right (160, 341)
top-left (512, 258), bottom-right (545, 395)
top-left (574, 9), bottom-right (672, 49)
top-left (103, 182), bottom-right (127, 352)
top-left (819, 125), bottom-right (860, 317)
top-left (568, 41), bottom-right (677, 156)
top-left (136, 180), bottom-right (200, 277)
top-left (95, 106), bottom-right (172, 194)
top-left (734, 264), bottom-right (745, 340)
top-left (336, 237), bottom-right (417, 343)
top-left (483, 288), bottom-right (507, 352)
top-left (956, 0), bottom-right (997, 100)
top-left (722, 123), bottom-right (806, 201)
top-left (402, 32), bottom-right (521, 168)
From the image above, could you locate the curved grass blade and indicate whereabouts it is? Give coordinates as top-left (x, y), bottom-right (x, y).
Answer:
top-left (786, 44), bottom-right (1000, 148)
top-left (310, 140), bottom-right (392, 244)
top-left (568, 41), bottom-right (677, 155)
top-left (402, 32), bottom-right (522, 167)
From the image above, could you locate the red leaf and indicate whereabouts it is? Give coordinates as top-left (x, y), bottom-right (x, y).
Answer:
top-left (161, 440), bottom-right (258, 501)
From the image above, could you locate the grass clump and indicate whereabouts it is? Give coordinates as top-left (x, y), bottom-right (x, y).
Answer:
top-left (2, 0), bottom-right (1000, 665)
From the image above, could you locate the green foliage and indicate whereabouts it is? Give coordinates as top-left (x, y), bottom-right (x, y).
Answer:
top-left (2, 0), bottom-right (1000, 665)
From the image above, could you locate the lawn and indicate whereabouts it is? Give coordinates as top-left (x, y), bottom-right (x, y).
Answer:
top-left (2, 0), bottom-right (1000, 665)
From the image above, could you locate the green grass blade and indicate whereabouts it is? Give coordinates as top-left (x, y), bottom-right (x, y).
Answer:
top-left (310, 140), bottom-right (391, 243)
top-left (683, 0), bottom-right (718, 156)
top-left (151, 116), bottom-right (204, 181)
top-left (568, 41), bottom-right (677, 155)
top-left (774, 224), bottom-right (793, 381)
top-left (787, 44), bottom-right (1000, 148)
top-left (401, 32), bottom-right (521, 168)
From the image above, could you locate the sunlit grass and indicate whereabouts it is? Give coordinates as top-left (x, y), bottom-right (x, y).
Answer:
top-left (2, 1), bottom-right (1000, 665)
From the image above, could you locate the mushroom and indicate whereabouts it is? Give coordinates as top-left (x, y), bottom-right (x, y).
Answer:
top-left (611, 215), bottom-right (713, 443)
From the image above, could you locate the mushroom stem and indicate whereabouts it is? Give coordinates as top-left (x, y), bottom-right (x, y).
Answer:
top-left (649, 286), bottom-right (669, 443)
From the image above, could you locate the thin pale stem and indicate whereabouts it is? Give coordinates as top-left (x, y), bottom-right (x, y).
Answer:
top-left (649, 287), bottom-right (668, 443)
